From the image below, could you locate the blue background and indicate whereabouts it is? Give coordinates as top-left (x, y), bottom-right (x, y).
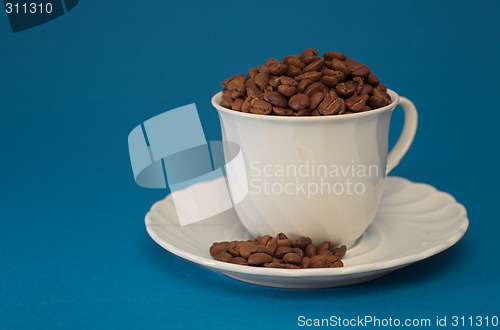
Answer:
top-left (1, 0), bottom-right (499, 328)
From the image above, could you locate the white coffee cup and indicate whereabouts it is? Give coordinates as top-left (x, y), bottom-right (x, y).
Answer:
top-left (212, 90), bottom-right (417, 247)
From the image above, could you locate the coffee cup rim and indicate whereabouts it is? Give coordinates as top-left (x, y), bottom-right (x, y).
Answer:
top-left (212, 89), bottom-right (399, 121)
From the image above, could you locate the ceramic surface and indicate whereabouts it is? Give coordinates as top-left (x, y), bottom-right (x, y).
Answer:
top-left (145, 176), bottom-right (468, 289)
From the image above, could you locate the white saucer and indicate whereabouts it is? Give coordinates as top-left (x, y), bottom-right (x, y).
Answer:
top-left (145, 176), bottom-right (468, 289)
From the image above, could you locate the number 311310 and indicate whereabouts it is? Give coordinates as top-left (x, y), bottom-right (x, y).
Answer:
top-left (5, 2), bottom-right (53, 14)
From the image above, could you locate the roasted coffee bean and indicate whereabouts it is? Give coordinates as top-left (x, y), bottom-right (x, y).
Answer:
top-left (321, 68), bottom-right (336, 76)
top-left (300, 47), bottom-right (319, 59)
top-left (368, 95), bottom-right (389, 108)
top-left (373, 87), bottom-right (391, 101)
top-left (222, 74), bottom-right (247, 99)
top-left (239, 241), bottom-right (258, 259)
top-left (276, 233), bottom-right (288, 240)
top-left (247, 67), bottom-right (259, 79)
top-left (345, 58), bottom-right (363, 71)
top-left (277, 238), bottom-right (293, 248)
top-left (318, 97), bottom-right (345, 116)
top-left (336, 80), bottom-right (357, 98)
top-left (284, 56), bottom-right (306, 69)
top-left (228, 241), bottom-right (240, 257)
top-left (249, 100), bottom-right (272, 115)
top-left (241, 96), bottom-right (254, 113)
top-left (221, 73), bottom-right (242, 89)
top-left (269, 62), bottom-right (288, 75)
top-left (275, 246), bottom-right (293, 258)
top-left (279, 75), bottom-right (299, 86)
top-left (214, 252), bottom-right (233, 263)
top-left (269, 76), bottom-right (281, 88)
top-left (263, 91), bottom-right (288, 107)
top-left (323, 51), bottom-right (347, 61)
top-left (303, 58), bottom-right (325, 72)
top-left (317, 249), bottom-right (334, 257)
top-left (255, 72), bottom-right (270, 91)
top-left (359, 84), bottom-right (373, 95)
top-left (365, 71), bottom-right (380, 85)
top-left (300, 48), bottom-right (319, 65)
top-left (310, 256), bottom-right (327, 268)
top-left (288, 93), bottom-right (310, 111)
top-left (297, 79), bottom-right (314, 93)
top-left (310, 255), bottom-right (325, 263)
top-left (304, 82), bottom-right (328, 97)
top-left (346, 94), bottom-right (367, 112)
top-left (248, 253), bottom-right (273, 265)
top-left (231, 257), bottom-right (249, 265)
top-left (331, 70), bottom-right (346, 82)
top-left (300, 256), bottom-right (311, 269)
top-left (329, 89), bottom-right (340, 99)
top-left (283, 54), bottom-right (298, 63)
top-left (255, 245), bottom-right (275, 256)
top-left (333, 245), bottom-right (347, 258)
top-left (347, 58), bottom-right (370, 77)
top-left (283, 252), bottom-right (302, 265)
top-left (294, 71), bottom-right (321, 82)
top-left (301, 55), bottom-right (319, 65)
top-left (330, 260), bottom-right (344, 268)
top-left (377, 83), bottom-right (388, 92)
top-left (317, 241), bottom-right (333, 252)
top-left (305, 244), bottom-right (317, 258)
top-left (210, 241), bottom-right (229, 257)
top-left (286, 65), bottom-right (302, 77)
top-left (272, 106), bottom-right (294, 116)
top-left (266, 237), bottom-right (279, 253)
top-left (291, 247), bottom-right (304, 258)
top-left (325, 254), bottom-right (341, 263)
top-left (277, 85), bottom-right (297, 97)
top-left (353, 77), bottom-right (364, 94)
top-left (258, 64), bottom-right (270, 75)
top-left (245, 79), bottom-right (262, 99)
top-left (311, 109), bottom-right (320, 116)
top-left (266, 58), bottom-right (281, 66)
top-left (331, 58), bottom-right (350, 76)
top-left (264, 262), bottom-right (287, 268)
top-left (321, 75), bottom-right (339, 87)
top-left (231, 98), bottom-right (244, 111)
top-left (363, 105), bottom-right (372, 111)
top-left (309, 92), bottom-right (325, 110)
top-left (220, 95), bottom-right (234, 108)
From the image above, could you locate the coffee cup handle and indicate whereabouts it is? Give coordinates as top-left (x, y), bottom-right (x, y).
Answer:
top-left (386, 97), bottom-right (418, 175)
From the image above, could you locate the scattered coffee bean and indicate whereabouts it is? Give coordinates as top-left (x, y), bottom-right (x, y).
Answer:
top-left (283, 252), bottom-right (302, 265)
top-left (209, 233), bottom-right (347, 269)
top-left (294, 236), bottom-right (312, 250)
top-left (220, 49), bottom-right (391, 116)
top-left (248, 252), bottom-right (273, 265)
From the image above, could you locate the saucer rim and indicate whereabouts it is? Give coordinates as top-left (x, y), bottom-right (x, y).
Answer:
top-left (145, 176), bottom-right (469, 278)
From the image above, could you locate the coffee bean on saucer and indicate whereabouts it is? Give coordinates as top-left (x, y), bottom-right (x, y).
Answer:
top-left (209, 234), bottom-right (346, 269)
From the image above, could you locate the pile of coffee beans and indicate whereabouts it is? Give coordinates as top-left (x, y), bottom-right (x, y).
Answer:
top-left (220, 48), bottom-right (391, 116)
top-left (209, 233), bottom-right (346, 269)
